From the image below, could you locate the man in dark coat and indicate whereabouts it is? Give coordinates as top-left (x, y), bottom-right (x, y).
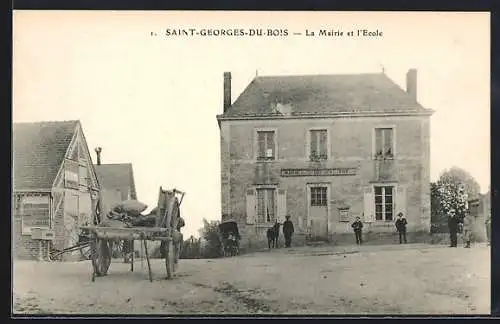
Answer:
top-left (395, 212), bottom-right (408, 244)
top-left (282, 215), bottom-right (294, 248)
top-left (351, 216), bottom-right (363, 245)
top-left (448, 209), bottom-right (459, 247)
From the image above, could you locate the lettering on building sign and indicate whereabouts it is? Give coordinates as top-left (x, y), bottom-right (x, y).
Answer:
top-left (280, 168), bottom-right (357, 177)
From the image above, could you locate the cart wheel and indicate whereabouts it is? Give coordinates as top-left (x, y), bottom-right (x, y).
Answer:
top-left (165, 240), bottom-right (176, 279)
top-left (92, 239), bottom-right (111, 277)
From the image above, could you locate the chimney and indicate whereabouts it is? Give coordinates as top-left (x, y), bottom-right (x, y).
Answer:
top-left (406, 69), bottom-right (417, 102)
top-left (95, 147), bottom-right (102, 165)
top-left (223, 72), bottom-right (231, 113)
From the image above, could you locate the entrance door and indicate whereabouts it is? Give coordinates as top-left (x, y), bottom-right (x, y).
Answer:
top-left (308, 185), bottom-right (329, 241)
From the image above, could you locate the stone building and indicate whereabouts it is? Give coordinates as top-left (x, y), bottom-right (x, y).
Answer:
top-left (216, 70), bottom-right (434, 247)
top-left (13, 120), bottom-right (100, 260)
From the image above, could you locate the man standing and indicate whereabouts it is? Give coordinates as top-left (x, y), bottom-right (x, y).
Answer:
top-left (351, 216), bottom-right (363, 245)
top-left (462, 213), bottom-right (472, 248)
top-left (448, 209), bottom-right (459, 247)
top-left (395, 212), bottom-right (408, 244)
top-left (282, 215), bottom-right (294, 248)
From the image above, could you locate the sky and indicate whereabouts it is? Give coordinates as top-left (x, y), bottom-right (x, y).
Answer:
top-left (13, 11), bottom-right (490, 238)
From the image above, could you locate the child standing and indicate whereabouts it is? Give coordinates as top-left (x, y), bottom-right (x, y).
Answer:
top-left (351, 216), bottom-right (364, 245)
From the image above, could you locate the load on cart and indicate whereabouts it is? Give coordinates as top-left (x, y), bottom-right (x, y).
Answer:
top-left (80, 187), bottom-right (186, 282)
top-left (218, 220), bottom-right (240, 257)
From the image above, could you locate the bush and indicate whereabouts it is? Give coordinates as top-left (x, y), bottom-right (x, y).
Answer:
top-left (199, 219), bottom-right (222, 259)
top-left (180, 236), bottom-right (202, 259)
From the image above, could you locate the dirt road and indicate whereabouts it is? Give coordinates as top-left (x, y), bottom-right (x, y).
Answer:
top-left (13, 243), bottom-right (490, 315)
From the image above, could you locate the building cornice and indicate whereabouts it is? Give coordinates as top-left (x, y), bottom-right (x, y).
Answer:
top-left (216, 110), bottom-right (435, 122)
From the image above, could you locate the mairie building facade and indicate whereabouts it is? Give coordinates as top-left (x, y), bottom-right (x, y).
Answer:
top-left (216, 70), bottom-right (434, 248)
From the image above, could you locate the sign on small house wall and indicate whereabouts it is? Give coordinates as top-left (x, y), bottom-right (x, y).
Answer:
top-left (64, 160), bottom-right (79, 189)
top-left (339, 207), bottom-right (350, 222)
top-left (281, 168), bottom-right (357, 177)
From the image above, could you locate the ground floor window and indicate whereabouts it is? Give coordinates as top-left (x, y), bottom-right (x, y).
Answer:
top-left (257, 188), bottom-right (275, 223)
top-left (310, 187), bottom-right (328, 206)
top-left (21, 195), bottom-right (50, 234)
top-left (374, 186), bottom-right (394, 221)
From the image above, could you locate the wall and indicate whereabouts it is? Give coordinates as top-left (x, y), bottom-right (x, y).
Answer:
top-left (221, 115), bottom-right (431, 247)
top-left (13, 193), bottom-right (52, 260)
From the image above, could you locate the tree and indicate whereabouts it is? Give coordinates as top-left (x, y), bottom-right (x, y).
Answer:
top-left (431, 167), bottom-right (478, 232)
top-left (199, 218), bottom-right (222, 258)
top-left (438, 167), bottom-right (481, 198)
top-left (180, 235), bottom-right (202, 259)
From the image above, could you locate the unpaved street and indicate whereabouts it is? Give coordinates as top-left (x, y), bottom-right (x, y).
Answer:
top-left (13, 244), bottom-right (490, 315)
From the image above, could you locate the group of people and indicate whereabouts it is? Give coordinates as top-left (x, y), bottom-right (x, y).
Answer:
top-left (266, 215), bottom-right (295, 249)
top-left (351, 212), bottom-right (408, 245)
top-left (269, 209), bottom-right (490, 248)
top-left (447, 210), bottom-right (477, 248)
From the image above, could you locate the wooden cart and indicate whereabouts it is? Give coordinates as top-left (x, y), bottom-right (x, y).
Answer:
top-left (81, 187), bottom-right (185, 282)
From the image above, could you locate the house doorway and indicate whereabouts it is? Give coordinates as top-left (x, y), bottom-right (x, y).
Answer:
top-left (307, 184), bottom-right (329, 241)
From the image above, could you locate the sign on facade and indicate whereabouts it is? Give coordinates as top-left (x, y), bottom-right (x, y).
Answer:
top-left (280, 168), bottom-right (357, 177)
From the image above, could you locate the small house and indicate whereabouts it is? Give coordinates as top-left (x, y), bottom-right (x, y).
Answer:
top-left (13, 120), bottom-right (100, 260)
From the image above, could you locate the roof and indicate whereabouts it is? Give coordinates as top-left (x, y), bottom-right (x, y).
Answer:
top-left (220, 73), bottom-right (432, 118)
top-left (94, 163), bottom-right (137, 201)
top-left (13, 120), bottom-right (79, 190)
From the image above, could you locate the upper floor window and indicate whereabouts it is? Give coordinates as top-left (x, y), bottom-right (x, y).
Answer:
top-left (310, 129), bottom-right (328, 161)
top-left (257, 131), bottom-right (275, 161)
top-left (374, 128), bottom-right (394, 159)
top-left (79, 165), bottom-right (89, 191)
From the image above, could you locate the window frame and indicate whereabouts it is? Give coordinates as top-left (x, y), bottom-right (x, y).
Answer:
top-left (372, 126), bottom-right (396, 159)
top-left (20, 195), bottom-right (51, 235)
top-left (254, 128), bottom-right (278, 162)
top-left (374, 185), bottom-right (395, 221)
top-left (255, 187), bottom-right (277, 224)
top-left (78, 164), bottom-right (90, 191)
top-left (310, 186), bottom-right (328, 206)
top-left (307, 127), bottom-right (330, 161)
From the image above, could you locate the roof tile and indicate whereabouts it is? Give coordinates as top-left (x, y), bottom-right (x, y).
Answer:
top-left (13, 120), bottom-right (78, 190)
top-left (223, 73), bottom-right (431, 117)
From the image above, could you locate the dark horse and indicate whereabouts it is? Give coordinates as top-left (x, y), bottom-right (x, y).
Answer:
top-left (267, 221), bottom-right (281, 249)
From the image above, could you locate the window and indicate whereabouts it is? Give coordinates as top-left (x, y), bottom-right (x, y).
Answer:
top-left (311, 187), bottom-right (327, 206)
top-left (310, 129), bottom-right (328, 161)
top-left (79, 165), bottom-right (89, 190)
top-left (256, 188), bottom-right (276, 223)
top-left (21, 196), bottom-right (50, 234)
top-left (374, 186), bottom-right (394, 221)
top-left (375, 128), bottom-right (394, 158)
top-left (257, 131), bottom-right (275, 160)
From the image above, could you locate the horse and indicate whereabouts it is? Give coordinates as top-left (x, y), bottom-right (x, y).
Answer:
top-left (267, 221), bottom-right (281, 249)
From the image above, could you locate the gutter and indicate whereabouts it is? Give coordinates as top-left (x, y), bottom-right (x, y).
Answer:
top-left (216, 109), bottom-right (435, 121)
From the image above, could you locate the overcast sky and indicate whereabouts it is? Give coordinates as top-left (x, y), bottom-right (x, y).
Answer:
top-left (13, 11), bottom-right (490, 238)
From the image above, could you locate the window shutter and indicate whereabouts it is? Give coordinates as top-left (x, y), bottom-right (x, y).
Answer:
top-left (319, 130), bottom-right (327, 156)
top-left (246, 188), bottom-right (256, 225)
top-left (277, 189), bottom-right (287, 223)
top-left (257, 132), bottom-right (265, 158)
top-left (310, 131), bottom-right (318, 155)
top-left (395, 185), bottom-right (407, 218)
top-left (363, 187), bottom-right (375, 222)
top-left (267, 132), bottom-right (275, 157)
